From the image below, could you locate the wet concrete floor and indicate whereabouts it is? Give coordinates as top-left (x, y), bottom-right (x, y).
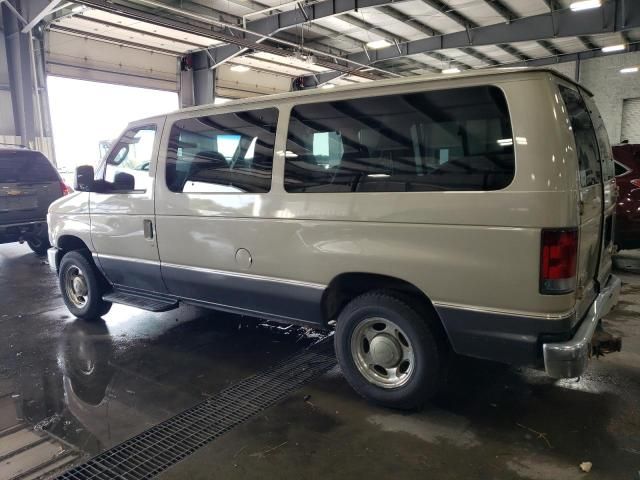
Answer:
top-left (0, 242), bottom-right (639, 479)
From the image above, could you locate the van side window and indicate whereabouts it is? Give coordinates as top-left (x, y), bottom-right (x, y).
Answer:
top-left (104, 127), bottom-right (156, 192)
top-left (283, 86), bottom-right (515, 193)
top-left (558, 86), bottom-right (602, 187)
top-left (166, 108), bottom-right (277, 194)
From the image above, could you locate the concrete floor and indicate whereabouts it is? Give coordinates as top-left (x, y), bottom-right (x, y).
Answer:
top-left (0, 242), bottom-right (639, 479)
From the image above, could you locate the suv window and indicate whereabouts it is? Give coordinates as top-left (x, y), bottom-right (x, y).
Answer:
top-left (558, 86), bottom-right (602, 187)
top-left (283, 86), bottom-right (515, 193)
top-left (0, 151), bottom-right (58, 183)
top-left (615, 161), bottom-right (629, 177)
top-left (166, 108), bottom-right (277, 194)
top-left (104, 127), bottom-right (156, 192)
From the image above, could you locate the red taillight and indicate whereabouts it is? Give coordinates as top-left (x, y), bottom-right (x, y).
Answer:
top-left (540, 228), bottom-right (578, 295)
top-left (630, 179), bottom-right (640, 188)
top-left (60, 181), bottom-right (73, 196)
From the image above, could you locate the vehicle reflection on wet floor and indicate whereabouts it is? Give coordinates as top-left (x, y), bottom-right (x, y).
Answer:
top-left (0, 243), bottom-right (324, 470)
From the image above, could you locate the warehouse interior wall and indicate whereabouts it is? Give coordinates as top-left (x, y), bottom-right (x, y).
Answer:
top-left (549, 51), bottom-right (640, 145)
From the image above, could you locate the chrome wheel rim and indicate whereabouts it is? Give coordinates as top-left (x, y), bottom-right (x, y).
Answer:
top-left (350, 317), bottom-right (414, 389)
top-left (64, 265), bottom-right (89, 308)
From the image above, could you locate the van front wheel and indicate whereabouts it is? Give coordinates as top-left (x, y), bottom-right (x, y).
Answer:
top-left (59, 251), bottom-right (112, 320)
top-left (335, 292), bottom-right (443, 410)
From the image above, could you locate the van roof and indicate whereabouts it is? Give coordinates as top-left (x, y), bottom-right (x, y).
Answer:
top-left (154, 67), bottom-right (586, 122)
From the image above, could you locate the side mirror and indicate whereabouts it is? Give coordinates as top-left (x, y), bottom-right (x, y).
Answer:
top-left (113, 172), bottom-right (135, 191)
top-left (75, 165), bottom-right (95, 192)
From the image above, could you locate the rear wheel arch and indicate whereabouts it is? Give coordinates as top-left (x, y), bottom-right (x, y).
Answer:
top-left (321, 272), bottom-right (449, 346)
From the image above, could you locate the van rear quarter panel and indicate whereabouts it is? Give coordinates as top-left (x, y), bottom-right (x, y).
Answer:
top-left (155, 73), bottom-right (580, 321)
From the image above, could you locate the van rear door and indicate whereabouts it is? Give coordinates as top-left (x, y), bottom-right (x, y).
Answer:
top-left (558, 84), bottom-right (614, 318)
top-left (557, 85), bottom-right (603, 318)
top-left (582, 91), bottom-right (616, 286)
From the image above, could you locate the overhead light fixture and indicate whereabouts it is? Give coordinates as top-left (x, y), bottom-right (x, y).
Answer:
top-left (366, 39), bottom-right (392, 49)
top-left (569, 0), bottom-right (601, 11)
top-left (620, 67), bottom-right (639, 74)
top-left (321, 83), bottom-right (335, 89)
top-left (71, 5), bottom-right (85, 13)
top-left (441, 68), bottom-right (461, 74)
top-left (602, 44), bottom-right (626, 53)
top-left (230, 65), bottom-right (250, 73)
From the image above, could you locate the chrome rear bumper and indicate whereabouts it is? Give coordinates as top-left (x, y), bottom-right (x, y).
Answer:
top-left (543, 275), bottom-right (621, 378)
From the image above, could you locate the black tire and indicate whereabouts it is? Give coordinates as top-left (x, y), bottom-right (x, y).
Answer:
top-left (59, 251), bottom-right (112, 320)
top-left (335, 292), bottom-right (444, 410)
top-left (27, 235), bottom-right (51, 256)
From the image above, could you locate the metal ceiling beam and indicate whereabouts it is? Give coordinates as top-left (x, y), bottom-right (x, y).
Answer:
top-left (579, 36), bottom-right (599, 50)
top-left (515, 41), bottom-right (640, 68)
top-left (22, 0), bottom-right (65, 33)
top-left (165, 0), bottom-right (365, 55)
top-left (337, 12), bottom-right (473, 70)
top-left (205, 0), bottom-right (421, 66)
top-left (351, 0), bottom-right (635, 63)
top-left (303, 2), bottom-right (501, 71)
top-left (482, 0), bottom-right (553, 59)
top-left (75, 0), bottom-right (391, 80)
top-left (420, 0), bottom-right (529, 61)
top-left (304, 40), bottom-right (640, 87)
top-left (374, 6), bottom-right (436, 37)
top-left (300, 1), bottom-right (640, 84)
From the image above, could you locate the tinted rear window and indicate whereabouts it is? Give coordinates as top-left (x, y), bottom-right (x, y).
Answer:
top-left (558, 86), bottom-right (602, 187)
top-left (283, 86), bottom-right (515, 193)
top-left (0, 151), bottom-right (58, 183)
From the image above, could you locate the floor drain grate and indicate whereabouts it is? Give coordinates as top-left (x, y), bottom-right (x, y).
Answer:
top-left (56, 338), bottom-right (336, 480)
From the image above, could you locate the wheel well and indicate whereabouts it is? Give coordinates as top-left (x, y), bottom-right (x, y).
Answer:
top-left (322, 272), bottom-right (451, 351)
top-left (55, 235), bottom-right (91, 269)
top-left (322, 273), bottom-right (432, 320)
top-left (58, 235), bottom-right (90, 253)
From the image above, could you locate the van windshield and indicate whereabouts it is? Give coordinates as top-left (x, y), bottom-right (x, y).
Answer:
top-left (0, 150), bottom-right (58, 183)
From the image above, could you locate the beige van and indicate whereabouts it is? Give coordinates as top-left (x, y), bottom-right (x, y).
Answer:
top-left (47, 69), bottom-right (621, 409)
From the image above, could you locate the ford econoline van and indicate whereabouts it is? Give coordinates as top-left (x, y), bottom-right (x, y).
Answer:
top-left (47, 69), bottom-right (621, 409)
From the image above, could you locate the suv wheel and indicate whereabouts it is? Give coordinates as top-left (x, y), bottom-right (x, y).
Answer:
top-left (335, 292), bottom-right (444, 410)
top-left (27, 235), bottom-right (51, 256)
top-left (59, 251), bottom-right (112, 320)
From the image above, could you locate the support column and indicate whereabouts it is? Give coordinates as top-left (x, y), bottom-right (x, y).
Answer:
top-left (187, 51), bottom-right (215, 106)
top-left (0, 0), bottom-right (55, 160)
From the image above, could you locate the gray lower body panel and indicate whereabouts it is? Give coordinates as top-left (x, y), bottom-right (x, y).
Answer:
top-left (435, 305), bottom-right (577, 366)
top-left (161, 264), bottom-right (326, 326)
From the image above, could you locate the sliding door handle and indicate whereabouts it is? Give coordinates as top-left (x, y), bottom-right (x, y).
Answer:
top-left (143, 219), bottom-right (154, 240)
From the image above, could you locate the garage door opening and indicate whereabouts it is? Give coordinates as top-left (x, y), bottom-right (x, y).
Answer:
top-left (47, 76), bottom-right (178, 182)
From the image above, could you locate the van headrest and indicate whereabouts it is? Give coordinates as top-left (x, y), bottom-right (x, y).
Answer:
top-left (193, 151), bottom-right (228, 170)
top-left (358, 128), bottom-right (380, 152)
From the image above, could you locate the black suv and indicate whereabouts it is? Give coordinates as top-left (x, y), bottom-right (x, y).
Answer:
top-left (0, 147), bottom-right (70, 254)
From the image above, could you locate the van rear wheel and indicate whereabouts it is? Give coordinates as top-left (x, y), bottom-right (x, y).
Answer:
top-left (59, 251), bottom-right (112, 320)
top-left (335, 292), bottom-right (443, 410)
